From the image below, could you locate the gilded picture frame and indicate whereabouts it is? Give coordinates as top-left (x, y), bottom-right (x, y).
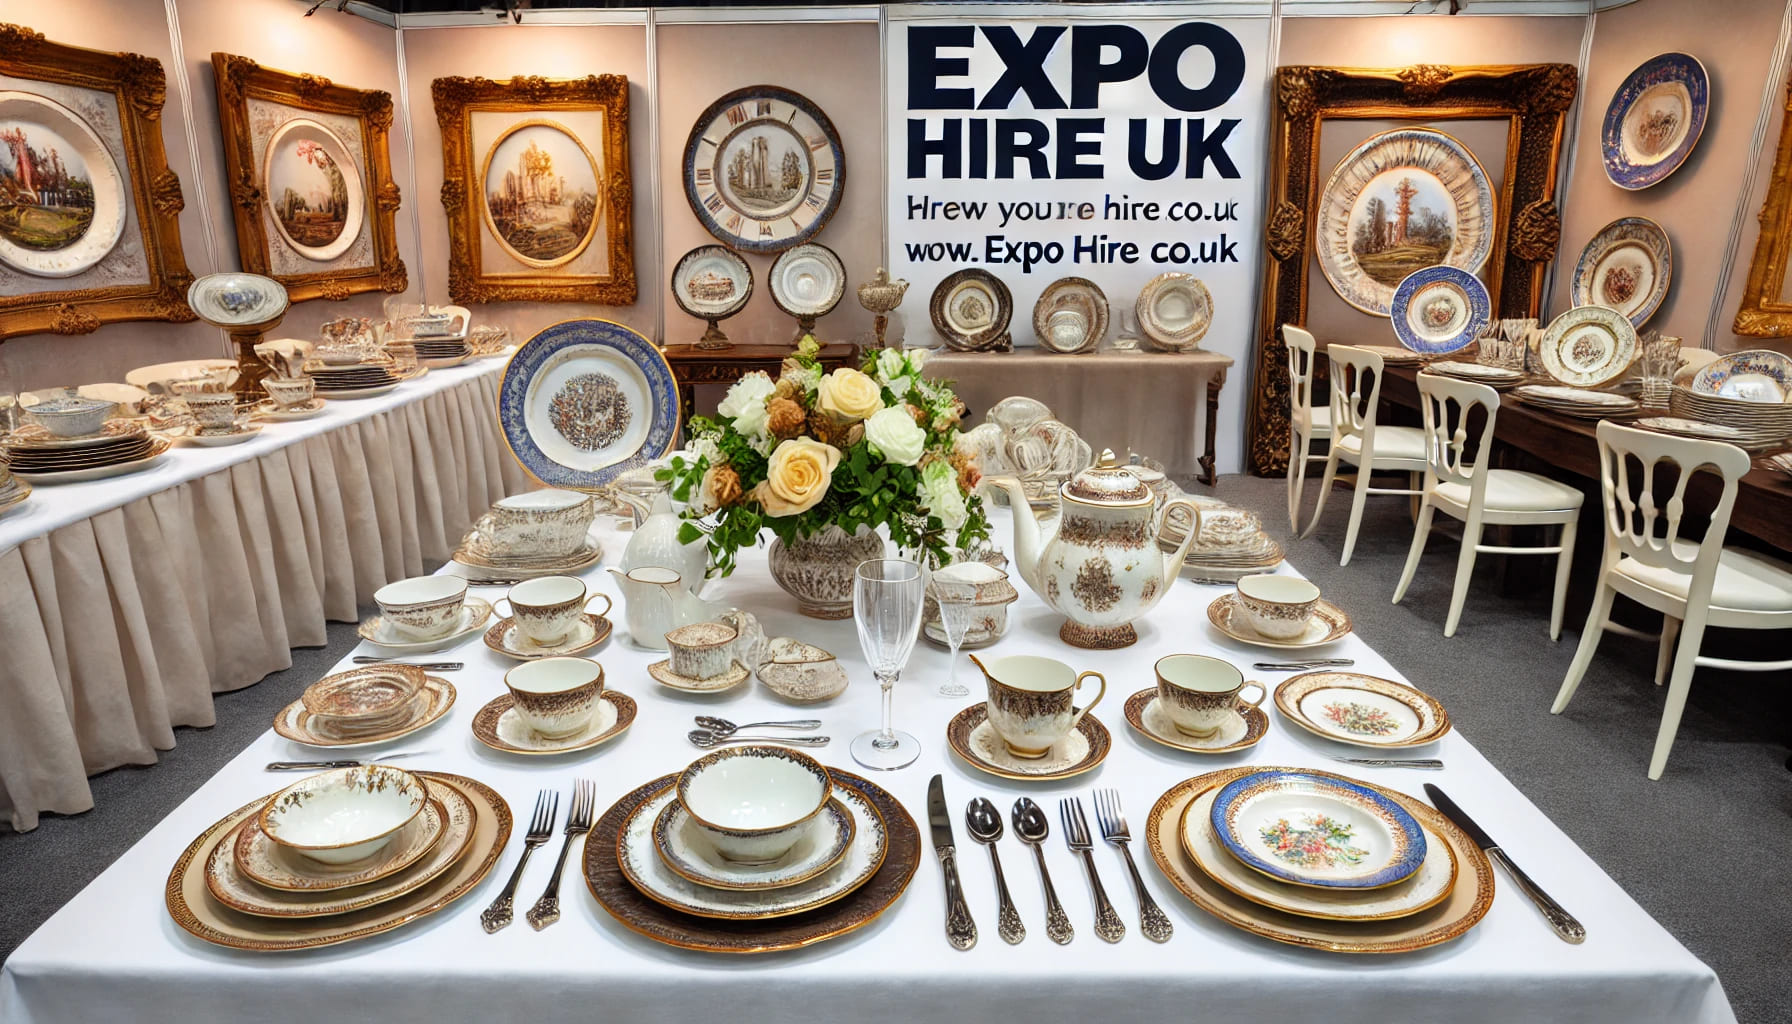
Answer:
top-left (212, 53), bottom-right (406, 304)
top-left (431, 75), bottom-right (635, 305)
top-left (1246, 63), bottom-right (1576, 475)
top-left (0, 23), bottom-right (195, 340)
top-left (1733, 75), bottom-right (1792, 337)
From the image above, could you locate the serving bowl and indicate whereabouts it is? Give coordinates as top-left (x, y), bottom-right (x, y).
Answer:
top-left (299, 665), bottom-right (426, 734)
top-left (258, 765), bottom-right (428, 865)
top-left (675, 745), bottom-right (832, 863)
top-left (25, 391), bottom-right (116, 438)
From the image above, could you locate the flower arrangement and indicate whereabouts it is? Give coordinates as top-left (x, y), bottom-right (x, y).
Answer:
top-left (658, 337), bottom-right (989, 576)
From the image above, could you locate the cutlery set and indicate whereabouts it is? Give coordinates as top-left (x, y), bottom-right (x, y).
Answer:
top-left (482, 780), bottom-right (597, 933)
top-left (686, 716), bottom-right (828, 748)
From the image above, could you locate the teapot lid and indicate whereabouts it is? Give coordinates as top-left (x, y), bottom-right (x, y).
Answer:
top-left (1061, 450), bottom-right (1153, 507)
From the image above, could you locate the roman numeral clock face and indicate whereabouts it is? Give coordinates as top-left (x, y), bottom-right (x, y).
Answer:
top-left (682, 85), bottom-right (845, 254)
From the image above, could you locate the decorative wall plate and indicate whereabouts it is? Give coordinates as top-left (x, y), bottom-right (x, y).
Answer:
top-left (1389, 266), bottom-right (1489, 355)
top-left (682, 85), bottom-right (843, 254)
top-left (1603, 52), bottom-right (1709, 190)
top-left (1273, 672), bottom-right (1452, 750)
top-left (930, 269), bottom-right (1012, 351)
top-left (1209, 770), bottom-right (1427, 890)
top-left (186, 273), bottom-right (290, 329)
top-left (0, 90), bottom-right (127, 278)
top-left (262, 117), bottom-right (365, 264)
top-left (1316, 128), bottom-right (1495, 317)
top-left (1538, 305), bottom-right (1638, 388)
top-left (1572, 217), bottom-right (1671, 327)
top-left (1135, 273), bottom-right (1213, 352)
top-left (499, 319), bottom-right (679, 491)
top-left (1032, 277), bottom-right (1108, 354)
top-left (1690, 349), bottom-right (1792, 403)
top-left (768, 242), bottom-right (845, 319)
top-left (671, 244), bottom-right (752, 321)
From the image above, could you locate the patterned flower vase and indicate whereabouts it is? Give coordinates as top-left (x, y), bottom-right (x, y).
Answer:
top-left (768, 524), bottom-right (887, 619)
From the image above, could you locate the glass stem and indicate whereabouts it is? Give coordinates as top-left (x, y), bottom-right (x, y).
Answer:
top-left (874, 671), bottom-right (898, 749)
top-left (946, 649), bottom-right (959, 692)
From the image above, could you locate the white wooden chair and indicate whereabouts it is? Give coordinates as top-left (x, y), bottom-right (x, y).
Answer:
top-left (1284, 325), bottom-right (1331, 533)
top-left (1551, 421), bottom-right (1792, 779)
top-left (1301, 344), bottom-right (1426, 566)
top-left (1392, 372), bottom-right (1583, 639)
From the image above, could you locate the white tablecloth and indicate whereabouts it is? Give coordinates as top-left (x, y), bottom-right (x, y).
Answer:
top-left (0, 358), bottom-right (529, 831)
top-left (0, 511), bottom-right (1735, 1023)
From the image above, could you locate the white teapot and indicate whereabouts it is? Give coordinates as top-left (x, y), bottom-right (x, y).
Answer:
top-left (613, 488), bottom-right (707, 594)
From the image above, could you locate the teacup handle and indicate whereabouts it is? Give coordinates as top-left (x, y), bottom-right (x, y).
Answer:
top-left (584, 593), bottom-right (613, 619)
top-left (1068, 670), bottom-right (1108, 731)
top-left (1238, 681), bottom-right (1267, 709)
top-left (492, 597), bottom-right (512, 620)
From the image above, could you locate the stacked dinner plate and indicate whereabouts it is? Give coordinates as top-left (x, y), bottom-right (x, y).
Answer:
top-left (413, 335), bottom-right (472, 367)
top-left (1159, 503), bottom-right (1285, 582)
top-left (1356, 345), bottom-right (1427, 366)
top-left (1, 420), bottom-right (172, 483)
top-left (306, 360), bottom-right (401, 399)
top-left (1511, 384), bottom-right (1639, 419)
top-left (273, 664), bottom-right (458, 748)
top-left (1424, 360), bottom-right (1526, 391)
top-left (1669, 385), bottom-right (1792, 450)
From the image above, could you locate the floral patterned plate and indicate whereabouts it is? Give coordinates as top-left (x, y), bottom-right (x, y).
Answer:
top-left (1209, 769), bottom-right (1426, 890)
top-left (1273, 672), bottom-right (1452, 750)
top-left (1690, 349), bottom-right (1792, 404)
top-left (1539, 305), bottom-right (1638, 388)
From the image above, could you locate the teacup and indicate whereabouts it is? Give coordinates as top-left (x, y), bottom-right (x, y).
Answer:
top-left (1235, 574), bottom-right (1321, 640)
top-left (504, 657), bottom-right (605, 738)
top-left (181, 391), bottom-right (240, 432)
top-left (664, 621), bottom-right (739, 680)
top-left (495, 575), bottom-right (611, 646)
top-left (474, 490), bottom-right (596, 558)
top-left (969, 654), bottom-right (1106, 759)
top-left (676, 745), bottom-right (831, 864)
top-left (1153, 654), bottom-right (1266, 738)
top-left (263, 376), bottom-right (315, 409)
top-left (373, 575), bottom-right (469, 641)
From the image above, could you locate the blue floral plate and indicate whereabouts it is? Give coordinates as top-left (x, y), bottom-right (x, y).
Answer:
top-left (1390, 266), bottom-right (1489, 355)
top-left (1210, 769), bottom-right (1426, 890)
top-left (1602, 52), bottom-right (1709, 191)
top-left (498, 319), bottom-right (680, 491)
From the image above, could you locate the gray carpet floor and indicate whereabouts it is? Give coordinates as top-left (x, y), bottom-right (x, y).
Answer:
top-left (3, 476), bottom-right (1788, 1023)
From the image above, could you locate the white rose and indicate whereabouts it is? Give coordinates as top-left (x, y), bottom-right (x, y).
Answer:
top-left (864, 406), bottom-right (927, 466)
top-left (717, 371), bottom-right (776, 438)
top-left (875, 348), bottom-right (905, 382)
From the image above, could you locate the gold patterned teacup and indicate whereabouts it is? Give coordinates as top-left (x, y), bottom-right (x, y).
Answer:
top-left (494, 575), bottom-right (611, 646)
top-left (1153, 654), bottom-right (1265, 738)
top-left (664, 621), bottom-right (739, 680)
top-left (504, 657), bottom-right (604, 738)
top-left (1235, 574), bottom-right (1321, 640)
top-left (473, 489), bottom-right (597, 558)
top-left (263, 376), bottom-right (315, 409)
top-left (373, 575), bottom-right (468, 641)
top-left (969, 654), bottom-right (1106, 759)
top-left (180, 391), bottom-right (240, 432)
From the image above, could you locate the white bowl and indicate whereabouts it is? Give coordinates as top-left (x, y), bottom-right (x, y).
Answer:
top-left (373, 575), bottom-right (469, 641)
top-left (676, 745), bottom-right (831, 863)
top-left (258, 765), bottom-right (428, 865)
top-left (25, 394), bottom-right (117, 438)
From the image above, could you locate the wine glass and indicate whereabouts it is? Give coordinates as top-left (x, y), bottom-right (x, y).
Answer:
top-left (851, 558), bottom-right (926, 770)
top-left (929, 574), bottom-right (978, 698)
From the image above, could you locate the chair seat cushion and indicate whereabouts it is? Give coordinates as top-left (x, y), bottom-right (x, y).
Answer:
top-left (1337, 425), bottom-right (1425, 461)
top-left (1434, 469), bottom-right (1584, 513)
top-left (1615, 544), bottom-right (1792, 612)
top-left (1307, 406), bottom-right (1332, 438)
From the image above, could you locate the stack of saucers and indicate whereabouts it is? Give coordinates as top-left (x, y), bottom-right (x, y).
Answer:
top-left (306, 360), bottom-right (401, 399)
top-left (413, 335), bottom-right (472, 367)
top-left (1159, 504), bottom-right (1285, 582)
top-left (1511, 384), bottom-right (1639, 419)
top-left (1669, 385), bottom-right (1792, 450)
top-left (1, 420), bottom-right (173, 483)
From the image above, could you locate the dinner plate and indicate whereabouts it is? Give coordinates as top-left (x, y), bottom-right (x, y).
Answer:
top-left (945, 702), bottom-right (1111, 782)
top-left (1135, 272), bottom-right (1214, 352)
top-left (653, 796), bottom-right (855, 892)
top-left (1206, 593), bottom-right (1353, 649)
top-left (6, 436), bottom-right (157, 468)
top-left (1032, 277), bottom-right (1108, 354)
top-left (1572, 217), bottom-right (1672, 327)
top-left (1512, 385), bottom-right (1639, 418)
top-left (1631, 416), bottom-right (1752, 444)
top-left (1690, 350), bottom-right (1792, 403)
top-left (168, 772), bottom-right (507, 949)
top-left (930, 269), bottom-right (1013, 352)
top-left (1539, 305), bottom-right (1638, 388)
top-left (671, 244), bottom-right (753, 321)
top-left (1390, 266), bottom-right (1489, 355)
top-left (274, 676), bottom-right (456, 748)
top-left (316, 383), bottom-right (401, 400)
top-left (231, 795), bottom-right (448, 894)
top-left (357, 597), bottom-right (492, 651)
top-left (768, 243), bottom-right (845, 320)
top-left (1210, 769), bottom-right (1427, 890)
top-left (470, 691), bottom-right (636, 756)
top-left (500, 319), bottom-right (680, 491)
top-left (1273, 672), bottom-right (1452, 749)
top-left (1124, 688), bottom-right (1268, 755)
top-left (9, 437), bottom-right (172, 483)
top-left (1603, 52), bottom-right (1709, 190)
top-left (1355, 345), bottom-right (1427, 365)
top-left (1146, 766), bottom-right (1493, 953)
top-left (3, 419), bottom-right (146, 452)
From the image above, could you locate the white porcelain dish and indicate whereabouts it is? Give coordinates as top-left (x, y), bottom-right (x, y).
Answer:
top-left (258, 765), bottom-right (428, 865)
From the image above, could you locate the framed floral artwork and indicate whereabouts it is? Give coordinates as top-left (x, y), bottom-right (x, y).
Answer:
top-left (212, 53), bottom-right (406, 304)
top-left (0, 23), bottom-right (195, 340)
top-left (432, 75), bottom-right (635, 305)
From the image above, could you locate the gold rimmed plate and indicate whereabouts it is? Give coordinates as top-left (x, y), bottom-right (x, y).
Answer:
top-left (648, 659), bottom-right (750, 694)
top-left (274, 675), bottom-right (456, 748)
top-left (653, 796), bottom-right (854, 892)
top-left (945, 702), bottom-right (1111, 782)
top-left (1206, 593), bottom-right (1353, 650)
top-left (470, 690), bottom-right (635, 756)
top-left (1274, 672), bottom-right (1452, 750)
top-left (482, 613), bottom-right (612, 660)
top-left (234, 795), bottom-right (448, 892)
top-left (1123, 688), bottom-right (1268, 755)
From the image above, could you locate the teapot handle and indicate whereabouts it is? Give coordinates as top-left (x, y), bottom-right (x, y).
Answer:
top-left (1068, 670), bottom-right (1108, 731)
top-left (1158, 498), bottom-right (1204, 580)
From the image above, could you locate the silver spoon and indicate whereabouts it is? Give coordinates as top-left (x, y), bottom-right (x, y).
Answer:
top-left (965, 798), bottom-right (1024, 944)
top-left (1011, 797), bottom-right (1073, 945)
top-left (692, 716), bottom-right (823, 739)
top-left (686, 730), bottom-right (831, 749)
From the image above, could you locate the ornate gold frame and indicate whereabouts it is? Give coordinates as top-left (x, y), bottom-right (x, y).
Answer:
top-left (431, 75), bottom-right (635, 305)
top-left (1734, 75), bottom-right (1792, 336)
top-left (0, 24), bottom-right (195, 340)
top-left (1246, 63), bottom-right (1576, 475)
top-left (212, 53), bottom-right (406, 304)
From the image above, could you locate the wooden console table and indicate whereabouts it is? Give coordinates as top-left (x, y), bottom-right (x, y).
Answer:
top-left (663, 342), bottom-right (861, 420)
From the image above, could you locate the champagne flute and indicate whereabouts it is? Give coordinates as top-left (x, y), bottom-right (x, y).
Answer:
top-left (929, 574), bottom-right (978, 698)
top-left (851, 558), bottom-right (925, 770)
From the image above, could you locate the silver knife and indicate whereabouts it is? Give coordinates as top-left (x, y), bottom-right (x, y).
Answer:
top-left (1424, 784), bottom-right (1586, 944)
top-left (1252, 659), bottom-right (1355, 670)
top-left (266, 751), bottom-right (424, 771)
top-left (928, 773), bottom-right (977, 950)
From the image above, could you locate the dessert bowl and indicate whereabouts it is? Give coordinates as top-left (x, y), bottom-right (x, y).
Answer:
top-left (675, 745), bottom-right (832, 864)
top-left (258, 765), bottom-right (428, 865)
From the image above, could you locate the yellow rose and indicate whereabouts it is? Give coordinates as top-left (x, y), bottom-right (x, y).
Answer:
top-left (815, 367), bottom-right (884, 423)
top-left (751, 437), bottom-right (841, 517)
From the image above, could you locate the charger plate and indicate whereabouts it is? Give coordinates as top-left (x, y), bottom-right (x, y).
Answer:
top-left (166, 772), bottom-right (509, 950)
top-left (1274, 672), bottom-right (1452, 750)
top-left (1145, 766), bottom-right (1493, 953)
top-left (586, 768), bottom-right (919, 952)
top-left (1210, 770), bottom-right (1427, 889)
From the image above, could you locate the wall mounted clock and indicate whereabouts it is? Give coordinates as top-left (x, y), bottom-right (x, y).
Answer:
top-left (682, 85), bottom-right (844, 254)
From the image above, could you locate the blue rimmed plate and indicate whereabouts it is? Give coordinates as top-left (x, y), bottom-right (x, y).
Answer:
top-left (1603, 52), bottom-right (1709, 191)
top-left (1572, 217), bottom-right (1672, 328)
top-left (499, 319), bottom-right (679, 491)
top-left (1390, 266), bottom-right (1489, 355)
top-left (1210, 769), bottom-right (1426, 890)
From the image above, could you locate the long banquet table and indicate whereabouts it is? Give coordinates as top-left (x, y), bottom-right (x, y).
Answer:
top-left (0, 510), bottom-right (1734, 1023)
top-left (0, 357), bottom-right (528, 832)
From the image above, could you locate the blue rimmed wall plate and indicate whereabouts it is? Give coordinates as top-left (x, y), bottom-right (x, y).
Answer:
top-left (499, 319), bottom-right (679, 491)
top-left (1210, 769), bottom-right (1427, 890)
top-left (1603, 52), bottom-right (1709, 191)
top-left (1390, 265), bottom-right (1490, 355)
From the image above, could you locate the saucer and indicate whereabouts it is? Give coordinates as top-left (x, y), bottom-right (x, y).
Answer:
top-left (1124, 688), bottom-right (1268, 754)
top-left (174, 423), bottom-right (263, 447)
top-left (234, 797), bottom-right (446, 892)
top-left (482, 613), bottom-right (612, 660)
top-left (274, 676), bottom-right (456, 748)
top-left (945, 702), bottom-right (1111, 781)
top-left (255, 398), bottom-right (326, 421)
top-left (648, 659), bottom-right (751, 694)
top-left (357, 596), bottom-right (492, 651)
top-left (1274, 672), bottom-right (1451, 749)
top-left (470, 690), bottom-right (635, 755)
top-left (653, 796), bottom-right (855, 891)
top-left (1206, 593), bottom-right (1353, 650)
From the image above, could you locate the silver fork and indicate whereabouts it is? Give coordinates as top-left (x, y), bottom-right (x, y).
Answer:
top-left (480, 789), bottom-right (556, 933)
top-left (526, 779), bottom-right (596, 930)
top-left (1060, 797), bottom-right (1125, 943)
top-left (1092, 789), bottom-right (1172, 943)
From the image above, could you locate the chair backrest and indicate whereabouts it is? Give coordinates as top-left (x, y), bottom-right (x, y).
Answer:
top-left (1415, 372), bottom-right (1500, 509)
top-left (1593, 421), bottom-right (1750, 602)
top-left (1284, 325), bottom-right (1319, 432)
top-left (1326, 344), bottom-right (1384, 450)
